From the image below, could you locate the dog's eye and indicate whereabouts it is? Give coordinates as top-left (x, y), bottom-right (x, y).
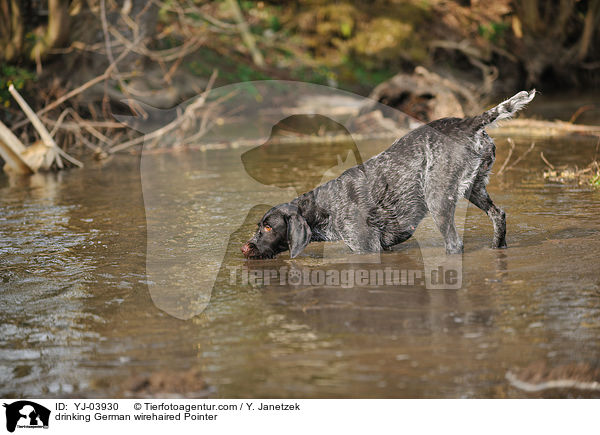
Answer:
top-left (264, 225), bottom-right (272, 232)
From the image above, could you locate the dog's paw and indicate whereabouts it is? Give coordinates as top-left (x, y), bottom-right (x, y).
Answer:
top-left (492, 239), bottom-right (507, 249)
top-left (445, 242), bottom-right (464, 255)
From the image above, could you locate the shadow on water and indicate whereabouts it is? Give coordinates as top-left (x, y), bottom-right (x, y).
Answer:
top-left (1, 132), bottom-right (600, 398)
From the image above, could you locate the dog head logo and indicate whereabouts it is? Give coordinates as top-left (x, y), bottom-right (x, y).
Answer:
top-left (3, 401), bottom-right (50, 432)
top-left (241, 114), bottom-right (363, 195)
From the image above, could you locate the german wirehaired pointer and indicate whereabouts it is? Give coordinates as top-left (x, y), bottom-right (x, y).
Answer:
top-left (242, 90), bottom-right (536, 259)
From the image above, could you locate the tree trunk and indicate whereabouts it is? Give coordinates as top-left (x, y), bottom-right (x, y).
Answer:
top-left (30, 0), bottom-right (70, 61)
top-left (0, 0), bottom-right (24, 61)
top-left (0, 0), bottom-right (71, 62)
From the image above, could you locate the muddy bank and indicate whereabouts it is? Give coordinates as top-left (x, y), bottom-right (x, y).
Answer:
top-left (2, 1), bottom-right (599, 164)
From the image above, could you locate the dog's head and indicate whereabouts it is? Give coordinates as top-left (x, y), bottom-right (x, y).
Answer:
top-left (241, 204), bottom-right (311, 259)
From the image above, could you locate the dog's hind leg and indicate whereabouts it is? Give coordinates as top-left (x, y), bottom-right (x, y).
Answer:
top-left (466, 180), bottom-right (507, 248)
top-left (426, 191), bottom-right (463, 254)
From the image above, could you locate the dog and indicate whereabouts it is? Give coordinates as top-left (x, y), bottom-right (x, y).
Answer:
top-left (242, 90), bottom-right (536, 259)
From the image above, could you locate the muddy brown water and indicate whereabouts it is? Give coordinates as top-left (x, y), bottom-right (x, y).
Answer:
top-left (1, 133), bottom-right (599, 398)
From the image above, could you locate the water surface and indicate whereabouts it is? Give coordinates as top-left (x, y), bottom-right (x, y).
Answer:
top-left (1, 133), bottom-right (599, 398)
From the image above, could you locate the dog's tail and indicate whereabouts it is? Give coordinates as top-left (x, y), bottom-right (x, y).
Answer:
top-left (471, 89), bottom-right (536, 131)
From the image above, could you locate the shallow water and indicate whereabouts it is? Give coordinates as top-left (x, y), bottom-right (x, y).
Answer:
top-left (1, 132), bottom-right (599, 398)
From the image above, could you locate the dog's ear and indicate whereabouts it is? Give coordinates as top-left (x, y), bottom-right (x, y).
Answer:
top-left (287, 214), bottom-right (312, 258)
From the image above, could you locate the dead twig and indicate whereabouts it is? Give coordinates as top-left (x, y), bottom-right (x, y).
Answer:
top-left (505, 142), bottom-right (536, 171)
top-left (540, 152), bottom-right (555, 170)
top-left (225, 0), bottom-right (264, 67)
top-left (109, 69), bottom-right (218, 153)
top-left (49, 108), bottom-right (72, 137)
top-left (109, 25), bottom-right (205, 62)
top-left (11, 36), bottom-right (141, 131)
top-left (181, 89), bottom-right (239, 146)
top-left (65, 109), bottom-right (115, 147)
top-left (75, 131), bottom-right (107, 157)
top-left (101, 0), bottom-right (142, 117)
top-left (183, 0), bottom-right (237, 31)
top-left (42, 118), bottom-right (129, 130)
top-left (497, 138), bottom-right (516, 174)
top-left (569, 104), bottom-right (595, 123)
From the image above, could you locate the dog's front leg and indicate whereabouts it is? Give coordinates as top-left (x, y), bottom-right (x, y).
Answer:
top-left (335, 214), bottom-right (382, 253)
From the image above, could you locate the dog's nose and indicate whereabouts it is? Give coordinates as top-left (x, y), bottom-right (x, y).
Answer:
top-left (241, 243), bottom-right (251, 257)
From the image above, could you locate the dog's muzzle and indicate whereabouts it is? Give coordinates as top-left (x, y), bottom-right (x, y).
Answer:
top-left (241, 242), bottom-right (255, 258)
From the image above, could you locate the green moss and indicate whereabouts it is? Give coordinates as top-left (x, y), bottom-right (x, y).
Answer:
top-left (187, 48), bottom-right (271, 83)
top-left (160, 1), bottom-right (445, 93)
top-left (591, 170), bottom-right (600, 187)
top-left (0, 64), bottom-right (36, 108)
top-left (350, 18), bottom-right (413, 60)
top-left (478, 21), bottom-right (509, 43)
top-left (289, 1), bottom-right (434, 83)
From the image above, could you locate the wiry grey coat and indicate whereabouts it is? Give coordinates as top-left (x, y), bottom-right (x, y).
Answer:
top-left (242, 90), bottom-right (536, 259)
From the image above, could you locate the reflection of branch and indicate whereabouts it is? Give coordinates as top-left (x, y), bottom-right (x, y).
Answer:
top-left (488, 119), bottom-right (600, 138)
top-left (506, 371), bottom-right (600, 392)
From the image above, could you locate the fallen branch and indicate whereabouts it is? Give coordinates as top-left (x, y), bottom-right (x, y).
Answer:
top-left (0, 121), bottom-right (35, 174)
top-left (489, 119), bottom-right (600, 138)
top-left (506, 371), bottom-right (600, 392)
top-left (9, 83), bottom-right (62, 169)
top-left (9, 84), bottom-right (83, 168)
